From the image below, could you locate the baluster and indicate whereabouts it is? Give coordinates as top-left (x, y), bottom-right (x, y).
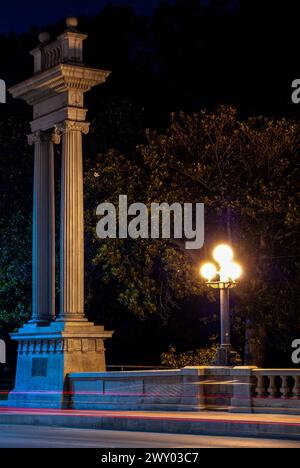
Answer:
top-left (51, 49), bottom-right (55, 68)
top-left (255, 375), bottom-right (265, 397)
top-left (292, 376), bottom-right (300, 399)
top-left (45, 52), bottom-right (49, 70)
top-left (280, 375), bottom-right (290, 398)
top-left (53, 48), bottom-right (57, 66)
top-left (267, 375), bottom-right (277, 398)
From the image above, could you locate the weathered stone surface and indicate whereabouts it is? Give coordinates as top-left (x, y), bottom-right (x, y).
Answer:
top-left (69, 368), bottom-right (208, 411)
top-left (67, 366), bottom-right (300, 414)
top-left (8, 321), bottom-right (112, 408)
top-left (8, 18), bottom-right (113, 409)
top-left (28, 130), bottom-right (55, 324)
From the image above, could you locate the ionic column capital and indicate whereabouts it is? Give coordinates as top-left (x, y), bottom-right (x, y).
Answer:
top-left (27, 130), bottom-right (52, 146)
top-left (55, 120), bottom-right (90, 135)
top-left (51, 128), bottom-right (62, 145)
top-left (28, 129), bottom-right (64, 146)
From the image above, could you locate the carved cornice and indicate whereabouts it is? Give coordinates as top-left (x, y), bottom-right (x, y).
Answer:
top-left (9, 64), bottom-right (111, 106)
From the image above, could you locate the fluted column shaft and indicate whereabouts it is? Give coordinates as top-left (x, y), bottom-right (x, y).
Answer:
top-left (58, 120), bottom-right (90, 321)
top-left (28, 131), bottom-right (55, 323)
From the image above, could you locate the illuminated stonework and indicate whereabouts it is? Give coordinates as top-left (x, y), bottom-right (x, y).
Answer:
top-left (8, 18), bottom-right (113, 408)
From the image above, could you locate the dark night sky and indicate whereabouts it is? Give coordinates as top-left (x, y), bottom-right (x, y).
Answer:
top-left (0, 0), bottom-right (174, 33)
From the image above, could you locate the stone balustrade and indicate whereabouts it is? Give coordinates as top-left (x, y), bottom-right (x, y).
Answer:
top-left (30, 19), bottom-right (87, 75)
top-left (253, 369), bottom-right (300, 399)
top-left (229, 368), bottom-right (300, 415)
top-left (68, 367), bottom-right (300, 415)
top-left (246, 369), bottom-right (300, 415)
top-left (42, 42), bottom-right (62, 70)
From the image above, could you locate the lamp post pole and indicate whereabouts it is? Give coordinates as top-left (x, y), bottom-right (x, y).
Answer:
top-left (219, 285), bottom-right (231, 366)
top-left (200, 244), bottom-right (242, 367)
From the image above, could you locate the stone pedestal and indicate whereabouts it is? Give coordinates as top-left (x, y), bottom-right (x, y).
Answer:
top-left (229, 366), bottom-right (257, 413)
top-left (8, 322), bottom-right (112, 408)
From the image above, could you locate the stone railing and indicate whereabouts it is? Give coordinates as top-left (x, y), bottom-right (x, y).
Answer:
top-left (69, 367), bottom-right (246, 412)
top-left (243, 369), bottom-right (300, 415)
top-left (41, 42), bottom-right (62, 70)
top-left (68, 368), bottom-right (208, 412)
top-left (229, 368), bottom-right (300, 415)
top-left (67, 367), bottom-right (300, 414)
top-left (253, 369), bottom-right (300, 399)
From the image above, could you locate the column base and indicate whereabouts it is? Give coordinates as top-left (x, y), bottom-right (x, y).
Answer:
top-left (56, 314), bottom-right (88, 323)
top-left (214, 347), bottom-right (242, 366)
top-left (28, 318), bottom-right (53, 325)
top-left (215, 346), bottom-right (232, 366)
top-left (8, 320), bottom-right (113, 409)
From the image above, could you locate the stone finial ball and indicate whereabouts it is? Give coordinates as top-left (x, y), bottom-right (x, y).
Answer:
top-left (38, 32), bottom-right (50, 44)
top-left (66, 17), bottom-right (78, 28)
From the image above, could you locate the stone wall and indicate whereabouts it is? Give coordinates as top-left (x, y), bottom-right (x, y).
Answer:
top-left (69, 367), bottom-right (250, 412)
top-left (69, 367), bottom-right (300, 415)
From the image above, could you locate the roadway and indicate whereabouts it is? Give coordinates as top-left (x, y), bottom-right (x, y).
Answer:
top-left (0, 425), bottom-right (300, 448)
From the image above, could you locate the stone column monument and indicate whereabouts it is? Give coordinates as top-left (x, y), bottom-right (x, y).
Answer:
top-left (8, 18), bottom-right (113, 408)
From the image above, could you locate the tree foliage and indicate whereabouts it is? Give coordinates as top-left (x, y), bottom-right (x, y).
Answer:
top-left (86, 106), bottom-right (300, 355)
top-left (160, 343), bottom-right (218, 368)
top-left (0, 118), bottom-right (32, 330)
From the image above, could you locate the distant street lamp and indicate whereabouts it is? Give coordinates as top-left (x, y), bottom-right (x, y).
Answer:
top-left (200, 244), bottom-right (242, 366)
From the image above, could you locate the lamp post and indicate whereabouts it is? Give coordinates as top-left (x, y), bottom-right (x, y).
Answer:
top-left (200, 245), bottom-right (242, 366)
